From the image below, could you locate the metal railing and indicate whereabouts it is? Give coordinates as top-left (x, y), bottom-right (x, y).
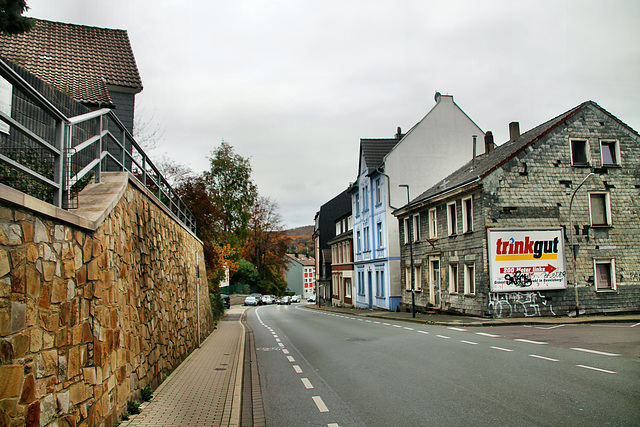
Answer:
top-left (0, 59), bottom-right (196, 233)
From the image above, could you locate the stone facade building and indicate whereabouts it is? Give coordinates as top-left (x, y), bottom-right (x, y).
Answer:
top-left (394, 101), bottom-right (640, 317)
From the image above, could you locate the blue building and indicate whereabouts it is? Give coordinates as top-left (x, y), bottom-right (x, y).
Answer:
top-left (350, 94), bottom-right (484, 310)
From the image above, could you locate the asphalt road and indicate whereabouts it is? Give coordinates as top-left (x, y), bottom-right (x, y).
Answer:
top-left (246, 304), bottom-right (640, 427)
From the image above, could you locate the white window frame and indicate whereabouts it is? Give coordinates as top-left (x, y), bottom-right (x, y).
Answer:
top-left (449, 263), bottom-right (458, 294)
top-left (363, 226), bottom-right (370, 252)
top-left (377, 222), bottom-right (383, 249)
top-left (345, 278), bottom-right (352, 298)
top-left (600, 139), bottom-right (620, 166)
top-left (403, 217), bottom-right (411, 244)
top-left (375, 178), bottom-right (381, 205)
top-left (428, 208), bottom-right (437, 239)
top-left (464, 263), bottom-right (475, 295)
top-left (405, 266), bottom-right (412, 291)
top-left (355, 194), bottom-right (360, 216)
top-left (570, 138), bottom-right (591, 166)
top-left (413, 214), bottom-right (421, 242)
top-left (594, 258), bottom-right (616, 291)
top-left (356, 230), bottom-right (361, 253)
top-left (462, 196), bottom-right (473, 233)
top-left (588, 192), bottom-right (612, 227)
top-left (414, 265), bottom-right (422, 291)
top-left (447, 202), bottom-right (457, 236)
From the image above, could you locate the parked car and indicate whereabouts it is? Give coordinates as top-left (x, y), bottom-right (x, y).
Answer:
top-left (261, 295), bottom-right (273, 305)
top-left (221, 294), bottom-right (231, 309)
top-left (244, 296), bottom-right (258, 306)
top-left (291, 295), bottom-right (300, 303)
top-left (277, 296), bottom-right (291, 305)
top-left (250, 293), bottom-right (263, 305)
top-left (306, 295), bottom-right (316, 303)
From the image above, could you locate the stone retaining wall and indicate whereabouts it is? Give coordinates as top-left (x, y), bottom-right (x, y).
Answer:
top-left (0, 176), bottom-right (213, 426)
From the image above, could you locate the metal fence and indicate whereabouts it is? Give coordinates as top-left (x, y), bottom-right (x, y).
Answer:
top-left (0, 59), bottom-right (196, 233)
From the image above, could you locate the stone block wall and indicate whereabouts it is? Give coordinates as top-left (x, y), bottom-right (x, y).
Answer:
top-left (0, 178), bottom-right (214, 426)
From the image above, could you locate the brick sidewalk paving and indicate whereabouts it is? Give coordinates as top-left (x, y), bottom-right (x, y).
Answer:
top-left (122, 309), bottom-right (246, 427)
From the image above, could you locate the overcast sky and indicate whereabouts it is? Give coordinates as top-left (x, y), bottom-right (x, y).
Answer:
top-left (26, 0), bottom-right (640, 229)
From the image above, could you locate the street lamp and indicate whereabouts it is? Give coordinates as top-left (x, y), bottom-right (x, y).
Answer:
top-left (399, 184), bottom-right (416, 318)
top-left (568, 172), bottom-right (595, 317)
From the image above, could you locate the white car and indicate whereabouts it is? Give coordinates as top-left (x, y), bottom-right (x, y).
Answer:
top-left (244, 296), bottom-right (258, 306)
top-left (306, 295), bottom-right (316, 303)
top-left (261, 295), bottom-right (273, 304)
top-left (291, 295), bottom-right (301, 303)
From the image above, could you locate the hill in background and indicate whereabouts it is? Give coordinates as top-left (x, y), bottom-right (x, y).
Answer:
top-left (286, 225), bottom-right (314, 256)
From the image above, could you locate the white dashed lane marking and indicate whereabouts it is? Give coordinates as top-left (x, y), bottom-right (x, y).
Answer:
top-left (448, 327), bottom-right (467, 332)
top-left (476, 332), bottom-right (501, 338)
top-left (287, 356), bottom-right (295, 362)
top-left (529, 354), bottom-right (559, 362)
top-left (491, 346), bottom-right (513, 352)
top-left (577, 364), bottom-right (617, 374)
top-left (312, 396), bottom-right (329, 412)
top-left (571, 347), bottom-right (620, 357)
top-left (515, 339), bottom-right (547, 345)
top-left (293, 365), bottom-right (303, 374)
top-left (301, 378), bottom-right (314, 389)
top-left (460, 340), bottom-right (478, 345)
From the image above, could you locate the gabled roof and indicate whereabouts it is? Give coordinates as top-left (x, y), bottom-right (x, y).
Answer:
top-left (358, 137), bottom-right (399, 176)
top-left (402, 101), bottom-right (635, 211)
top-left (285, 254), bottom-right (316, 267)
top-left (0, 18), bottom-right (143, 107)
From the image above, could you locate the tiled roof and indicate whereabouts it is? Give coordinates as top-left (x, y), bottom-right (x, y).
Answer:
top-left (406, 101), bottom-right (594, 207)
top-left (285, 254), bottom-right (316, 266)
top-left (0, 18), bottom-right (143, 106)
top-left (360, 138), bottom-right (399, 174)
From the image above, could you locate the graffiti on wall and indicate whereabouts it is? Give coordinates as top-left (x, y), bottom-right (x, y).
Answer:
top-left (487, 291), bottom-right (556, 318)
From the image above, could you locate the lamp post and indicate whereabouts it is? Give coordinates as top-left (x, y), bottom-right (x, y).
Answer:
top-left (568, 172), bottom-right (595, 317)
top-left (399, 185), bottom-right (416, 318)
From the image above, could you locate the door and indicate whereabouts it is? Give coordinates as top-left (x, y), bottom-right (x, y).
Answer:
top-left (430, 258), bottom-right (441, 308)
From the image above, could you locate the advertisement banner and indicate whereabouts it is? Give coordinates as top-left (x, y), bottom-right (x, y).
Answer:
top-left (487, 228), bottom-right (567, 292)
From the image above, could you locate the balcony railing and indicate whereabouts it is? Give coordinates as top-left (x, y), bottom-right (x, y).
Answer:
top-left (0, 59), bottom-right (196, 233)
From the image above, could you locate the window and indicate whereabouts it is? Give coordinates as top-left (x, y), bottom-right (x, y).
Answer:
top-left (363, 227), bottom-right (370, 251)
top-left (335, 221), bottom-right (341, 236)
top-left (363, 186), bottom-right (368, 212)
top-left (347, 215), bottom-right (353, 231)
top-left (404, 218), bottom-right (411, 244)
top-left (357, 270), bottom-right (365, 294)
top-left (447, 202), bottom-right (457, 236)
top-left (429, 208), bottom-right (437, 239)
top-left (355, 194), bottom-right (360, 216)
top-left (449, 264), bottom-right (458, 293)
top-left (600, 140), bottom-right (620, 166)
top-left (413, 214), bottom-right (421, 242)
top-left (376, 269), bottom-right (385, 297)
top-left (462, 197), bottom-right (473, 233)
top-left (594, 259), bottom-right (616, 291)
top-left (415, 265), bottom-right (422, 291)
top-left (345, 278), bottom-right (352, 298)
top-left (356, 231), bottom-right (361, 253)
top-left (571, 139), bottom-right (590, 166)
top-left (405, 267), bottom-right (411, 291)
top-left (377, 222), bottom-right (383, 248)
top-left (464, 263), bottom-right (475, 295)
top-left (375, 178), bottom-right (381, 205)
top-left (589, 192), bottom-right (611, 227)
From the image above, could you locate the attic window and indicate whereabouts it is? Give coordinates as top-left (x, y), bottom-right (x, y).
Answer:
top-left (600, 140), bottom-right (620, 166)
top-left (571, 139), bottom-right (589, 166)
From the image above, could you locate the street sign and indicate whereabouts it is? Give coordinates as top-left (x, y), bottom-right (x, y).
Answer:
top-left (487, 228), bottom-right (567, 292)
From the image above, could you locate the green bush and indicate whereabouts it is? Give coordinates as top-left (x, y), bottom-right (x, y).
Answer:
top-left (141, 386), bottom-right (153, 401)
top-left (209, 291), bottom-right (225, 323)
top-left (127, 400), bottom-right (141, 415)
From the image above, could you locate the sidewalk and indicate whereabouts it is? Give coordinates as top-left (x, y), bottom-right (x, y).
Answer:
top-left (306, 304), bottom-right (640, 326)
top-left (121, 307), bottom-right (247, 427)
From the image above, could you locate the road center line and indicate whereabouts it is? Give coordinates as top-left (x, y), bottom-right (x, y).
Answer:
top-left (282, 349), bottom-right (290, 354)
top-left (301, 378), bottom-right (314, 389)
top-left (417, 331), bottom-right (429, 335)
top-left (576, 364), bottom-right (617, 374)
top-left (312, 396), bottom-right (329, 412)
top-left (293, 365), bottom-right (303, 374)
top-left (382, 323), bottom-right (391, 326)
top-left (515, 339), bottom-right (548, 345)
top-left (460, 340), bottom-right (478, 345)
top-left (404, 327), bottom-right (414, 331)
top-left (570, 347), bottom-right (621, 357)
top-left (436, 335), bottom-right (450, 339)
top-left (476, 332), bottom-right (501, 338)
top-left (491, 346), bottom-right (513, 352)
top-left (287, 356), bottom-right (295, 362)
top-left (529, 354), bottom-right (559, 362)
top-left (448, 327), bottom-right (467, 332)
top-left (278, 343), bottom-right (284, 348)
top-left (392, 325), bottom-right (402, 328)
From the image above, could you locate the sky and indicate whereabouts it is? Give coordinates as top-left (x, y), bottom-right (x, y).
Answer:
top-left (25, 0), bottom-right (640, 229)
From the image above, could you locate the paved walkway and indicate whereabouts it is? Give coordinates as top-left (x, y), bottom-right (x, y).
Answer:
top-left (122, 307), bottom-right (247, 427)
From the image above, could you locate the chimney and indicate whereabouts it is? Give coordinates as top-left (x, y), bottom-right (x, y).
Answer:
top-left (472, 135), bottom-right (477, 168)
top-left (509, 122), bottom-right (520, 141)
top-left (395, 126), bottom-right (403, 139)
top-left (484, 131), bottom-right (495, 154)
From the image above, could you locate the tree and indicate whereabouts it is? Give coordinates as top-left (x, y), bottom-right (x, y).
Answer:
top-left (243, 197), bottom-right (290, 294)
top-left (176, 175), bottom-right (235, 285)
top-left (231, 258), bottom-right (260, 291)
top-left (205, 141), bottom-right (257, 246)
top-left (0, 0), bottom-right (34, 34)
